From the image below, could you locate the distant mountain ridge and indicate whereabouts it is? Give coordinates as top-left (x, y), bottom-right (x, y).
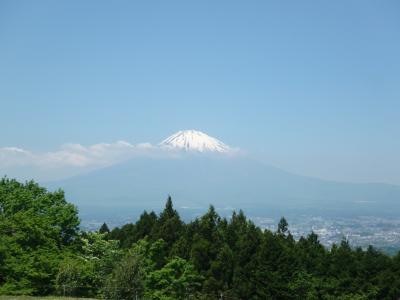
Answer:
top-left (46, 150), bottom-right (400, 219)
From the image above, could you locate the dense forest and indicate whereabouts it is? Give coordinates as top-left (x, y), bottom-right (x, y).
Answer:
top-left (1, 178), bottom-right (400, 299)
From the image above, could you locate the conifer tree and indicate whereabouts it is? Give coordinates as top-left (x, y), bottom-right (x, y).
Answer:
top-left (99, 222), bottom-right (110, 234)
top-left (277, 217), bottom-right (289, 235)
top-left (154, 196), bottom-right (183, 248)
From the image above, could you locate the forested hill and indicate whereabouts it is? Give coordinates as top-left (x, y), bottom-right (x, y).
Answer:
top-left (1, 178), bottom-right (400, 299)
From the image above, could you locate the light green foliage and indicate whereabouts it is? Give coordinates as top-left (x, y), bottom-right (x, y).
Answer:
top-left (55, 232), bottom-right (122, 298)
top-left (80, 232), bottom-right (122, 280)
top-left (0, 178), bottom-right (79, 295)
top-left (146, 257), bottom-right (202, 300)
top-left (55, 257), bottom-right (95, 297)
top-left (103, 250), bottom-right (145, 300)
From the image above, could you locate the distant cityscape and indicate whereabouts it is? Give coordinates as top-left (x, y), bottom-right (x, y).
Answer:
top-left (81, 210), bottom-right (400, 255)
top-left (254, 215), bottom-right (400, 255)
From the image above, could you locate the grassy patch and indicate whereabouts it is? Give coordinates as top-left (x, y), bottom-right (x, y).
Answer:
top-left (0, 297), bottom-right (97, 300)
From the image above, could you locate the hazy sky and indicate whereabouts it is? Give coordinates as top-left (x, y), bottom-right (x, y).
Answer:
top-left (1, 1), bottom-right (399, 184)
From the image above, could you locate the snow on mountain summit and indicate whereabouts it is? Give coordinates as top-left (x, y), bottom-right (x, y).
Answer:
top-left (159, 130), bottom-right (231, 153)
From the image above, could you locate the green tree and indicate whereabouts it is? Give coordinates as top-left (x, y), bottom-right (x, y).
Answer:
top-left (99, 222), bottom-right (110, 234)
top-left (146, 257), bottom-right (202, 300)
top-left (55, 257), bottom-right (96, 297)
top-left (80, 231), bottom-right (122, 286)
top-left (103, 250), bottom-right (145, 300)
top-left (3, 177), bottom-right (400, 299)
top-left (288, 271), bottom-right (318, 300)
top-left (0, 178), bottom-right (79, 295)
top-left (153, 196), bottom-right (183, 249)
top-left (277, 217), bottom-right (289, 235)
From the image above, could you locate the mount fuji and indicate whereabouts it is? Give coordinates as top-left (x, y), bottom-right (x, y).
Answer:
top-left (159, 130), bottom-right (232, 153)
top-left (46, 130), bottom-right (400, 220)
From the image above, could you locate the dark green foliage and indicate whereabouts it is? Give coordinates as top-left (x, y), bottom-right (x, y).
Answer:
top-left (1, 178), bottom-right (400, 299)
top-left (99, 222), bottom-right (110, 234)
top-left (277, 216), bottom-right (289, 235)
top-left (108, 210), bottom-right (158, 248)
top-left (153, 196), bottom-right (184, 249)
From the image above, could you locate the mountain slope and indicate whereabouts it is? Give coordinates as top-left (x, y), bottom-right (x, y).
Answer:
top-left (45, 154), bottom-right (400, 218)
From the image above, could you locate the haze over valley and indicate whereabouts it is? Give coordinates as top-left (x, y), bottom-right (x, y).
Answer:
top-left (37, 130), bottom-right (400, 252)
top-left (2, 129), bottom-right (400, 252)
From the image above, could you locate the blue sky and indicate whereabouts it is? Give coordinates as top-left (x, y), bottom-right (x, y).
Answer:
top-left (0, 1), bottom-right (399, 184)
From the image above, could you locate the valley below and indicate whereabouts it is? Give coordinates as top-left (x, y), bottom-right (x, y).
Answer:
top-left (80, 205), bottom-right (400, 255)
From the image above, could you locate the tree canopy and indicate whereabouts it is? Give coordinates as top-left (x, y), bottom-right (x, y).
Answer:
top-left (1, 178), bottom-right (400, 299)
top-left (0, 178), bottom-right (79, 294)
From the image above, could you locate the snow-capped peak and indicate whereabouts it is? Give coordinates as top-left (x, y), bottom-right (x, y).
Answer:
top-left (159, 130), bottom-right (231, 153)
